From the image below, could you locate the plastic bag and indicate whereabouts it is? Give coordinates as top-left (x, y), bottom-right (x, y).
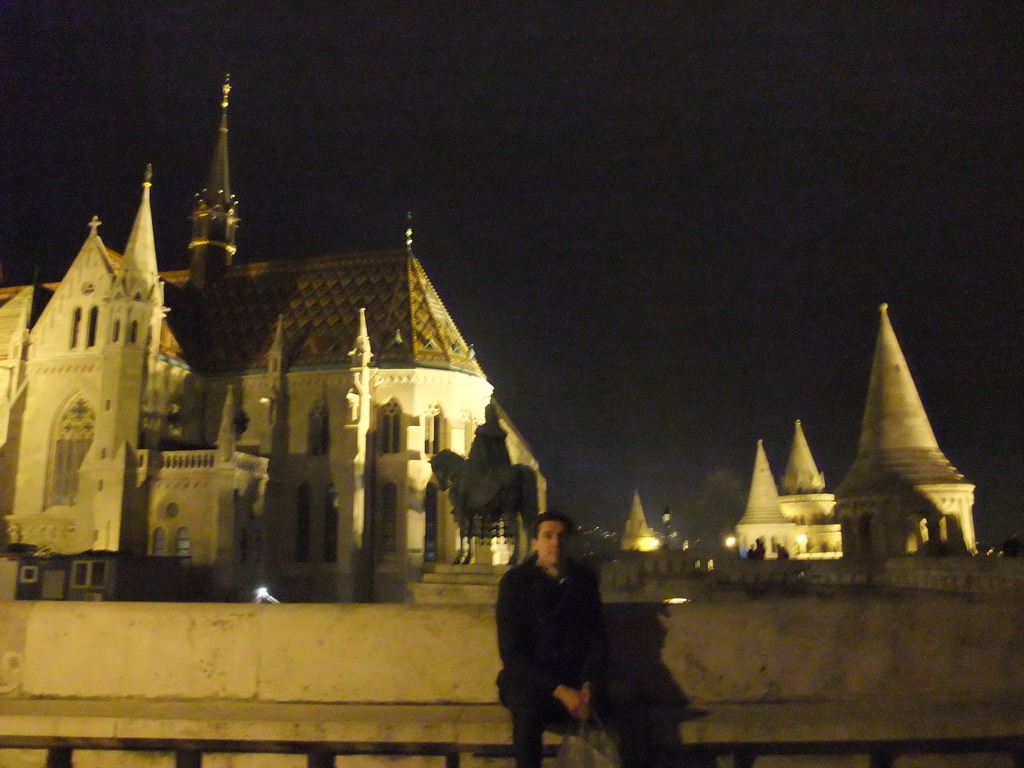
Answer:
top-left (556, 718), bottom-right (621, 768)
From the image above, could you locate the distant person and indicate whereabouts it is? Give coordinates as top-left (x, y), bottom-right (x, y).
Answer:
top-left (748, 538), bottom-right (766, 560)
top-left (1001, 535), bottom-right (1022, 557)
top-left (776, 544), bottom-right (790, 560)
top-left (495, 511), bottom-right (607, 768)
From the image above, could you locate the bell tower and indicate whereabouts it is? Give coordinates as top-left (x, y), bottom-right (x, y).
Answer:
top-left (189, 76), bottom-right (239, 289)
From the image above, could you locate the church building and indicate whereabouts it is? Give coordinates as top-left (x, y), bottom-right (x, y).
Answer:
top-left (0, 82), bottom-right (543, 602)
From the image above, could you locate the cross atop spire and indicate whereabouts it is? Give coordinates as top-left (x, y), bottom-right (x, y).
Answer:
top-left (143, 163), bottom-right (153, 188)
top-left (87, 215), bottom-right (102, 236)
top-left (405, 211), bottom-right (414, 253)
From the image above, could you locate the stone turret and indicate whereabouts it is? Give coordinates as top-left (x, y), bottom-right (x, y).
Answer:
top-left (777, 421), bottom-right (840, 555)
top-left (620, 490), bottom-right (659, 551)
top-left (836, 305), bottom-right (975, 556)
top-left (736, 440), bottom-right (795, 557)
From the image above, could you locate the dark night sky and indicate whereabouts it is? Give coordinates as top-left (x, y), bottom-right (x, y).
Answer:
top-left (1, 2), bottom-right (1021, 546)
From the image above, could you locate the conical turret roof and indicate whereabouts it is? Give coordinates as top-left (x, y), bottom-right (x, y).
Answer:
top-left (838, 304), bottom-right (964, 496)
top-left (739, 440), bottom-right (789, 524)
top-left (781, 420), bottom-right (826, 494)
top-left (622, 490), bottom-right (656, 540)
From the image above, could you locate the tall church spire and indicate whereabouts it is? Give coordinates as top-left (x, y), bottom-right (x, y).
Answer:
top-left (189, 75), bottom-right (239, 290)
top-left (781, 420), bottom-right (826, 494)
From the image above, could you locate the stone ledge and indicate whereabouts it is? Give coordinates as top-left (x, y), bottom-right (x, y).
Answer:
top-left (3, 698), bottom-right (1023, 753)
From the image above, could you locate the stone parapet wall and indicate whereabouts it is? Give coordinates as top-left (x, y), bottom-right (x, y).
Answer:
top-left (1, 595), bottom-right (1022, 706)
top-left (602, 552), bottom-right (1024, 601)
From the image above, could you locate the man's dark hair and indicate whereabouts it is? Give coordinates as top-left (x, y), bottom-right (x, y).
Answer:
top-left (530, 511), bottom-right (575, 540)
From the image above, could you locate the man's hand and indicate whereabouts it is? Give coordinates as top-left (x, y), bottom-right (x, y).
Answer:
top-left (553, 684), bottom-right (591, 721)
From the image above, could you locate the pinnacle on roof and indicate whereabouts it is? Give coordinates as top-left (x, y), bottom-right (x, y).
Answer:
top-left (738, 440), bottom-right (789, 525)
top-left (837, 304), bottom-right (964, 495)
top-left (121, 164), bottom-right (159, 287)
top-left (781, 419), bottom-right (826, 494)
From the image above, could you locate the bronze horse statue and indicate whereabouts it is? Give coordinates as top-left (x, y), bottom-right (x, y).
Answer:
top-left (430, 403), bottom-right (538, 564)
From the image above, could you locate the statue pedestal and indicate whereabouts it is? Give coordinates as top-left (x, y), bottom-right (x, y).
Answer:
top-left (409, 562), bottom-right (508, 604)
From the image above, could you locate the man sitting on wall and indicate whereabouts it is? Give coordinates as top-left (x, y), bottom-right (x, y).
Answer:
top-left (495, 511), bottom-right (607, 768)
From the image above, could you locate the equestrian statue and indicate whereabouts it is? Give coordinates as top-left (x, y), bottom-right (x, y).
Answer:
top-left (430, 402), bottom-right (539, 564)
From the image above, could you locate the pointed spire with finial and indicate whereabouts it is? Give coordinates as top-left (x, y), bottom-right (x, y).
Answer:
top-left (121, 164), bottom-right (160, 292)
top-left (349, 307), bottom-right (373, 369)
top-left (205, 74), bottom-right (232, 208)
top-left (738, 440), bottom-right (788, 524)
top-left (838, 304), bottom-right (964, 494)
top-left (189, 75), bottom-right (240, 289)
top-left (781, 420), bottom-right (826, 494)
top-left (405, 211), bottom-right (414, 254)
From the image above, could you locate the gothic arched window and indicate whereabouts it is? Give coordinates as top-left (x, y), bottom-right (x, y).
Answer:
top-left (174, 527), bottom-right (191, 557)
top-left (112, 319), bottom-right (121, 343)
top-left (46, 397), bottom-right (95, 507)
top-left (379, 401), bottom-right (402, 455)
top-left (295, 483), bottom-right (311, 562)
top-left (152, 527), bottom-right (166, 556)
top-left (308, 403), bottom-right (329, 456)
top-left (128, 320), bottom-right (138, 344)
top-left (86, 306), bottom-right (99, 347)
top-left (423, 403), bottom-right (443, 456)
top-left (70, 308), bottom-right (82, 349)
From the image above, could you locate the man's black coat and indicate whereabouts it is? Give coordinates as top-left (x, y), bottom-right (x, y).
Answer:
top-left (495, 553), bottom-right (607, 704)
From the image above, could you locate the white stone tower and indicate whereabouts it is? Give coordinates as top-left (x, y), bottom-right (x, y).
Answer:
top-left (835, 304), bottom-right (976, 556)
top-left (778, 421), bottom-right (840, 556)
top-left (620, 489), bottom-right (659, 551)
top-left (736, 440), bottom-right (796, 557)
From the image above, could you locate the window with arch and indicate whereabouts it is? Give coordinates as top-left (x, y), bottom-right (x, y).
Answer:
top-left (378, 482), bottom-right (398, 553)
top-left (295, 483), bottom-right (311, 562)
top-left (423, 403), bottom-right (443, 456)
top-left (46, 397), bottom-right (95, 507)
top-left (308, 403), bottom-right (329, 456)
top-left (174, 527), bottom-right (191, 557)
top-left (112, 319), bottom-right (121, 343)
top-left (323, 484), bottom-right (338, 563)
top-left (379, 401), bottom-right (402, 454)
top-left (70, 307), bottom-right (82, 348)
top-left (86, 306), bottom-right (99, 347)
top-left (151, 527), bottom-right (166, 556)
top-left (128, 320), bottom-right (138, 344)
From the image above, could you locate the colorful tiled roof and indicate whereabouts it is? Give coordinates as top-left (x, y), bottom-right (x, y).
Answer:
top-left (166, 250), bottom-right (482, 376)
